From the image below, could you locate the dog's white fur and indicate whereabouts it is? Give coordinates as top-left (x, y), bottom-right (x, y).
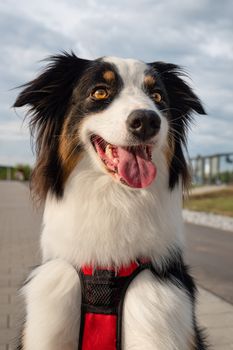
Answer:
top-left (21, 57), bottom-right (195, 349)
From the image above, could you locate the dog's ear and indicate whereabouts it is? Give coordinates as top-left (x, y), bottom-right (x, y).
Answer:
top-left (148, 62), bottom-right (206, 190)
top-left (13, 52), bottom-right (90, 201)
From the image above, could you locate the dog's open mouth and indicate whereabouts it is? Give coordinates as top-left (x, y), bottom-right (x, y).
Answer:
top-left (91, 135), bottom-right (157, 188)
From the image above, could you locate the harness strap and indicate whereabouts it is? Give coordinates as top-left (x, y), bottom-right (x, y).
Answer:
top-left (78, 260), bottom-right (153, 350)
top-left (77, 254), bottom-right (195, 350)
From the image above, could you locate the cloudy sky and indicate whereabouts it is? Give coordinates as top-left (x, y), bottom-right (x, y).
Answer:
top-left (0, 0), bottom-right (232, 165)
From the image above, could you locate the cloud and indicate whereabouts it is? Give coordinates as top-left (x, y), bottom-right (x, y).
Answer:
top-left (0, 0), bottom-right (232, 164)
top-left (188, 117), bottom-right (233, 156)
top-left (0, 141), bottom-right (33, 165)
top-left (0, 120), bottom-right (29, 140)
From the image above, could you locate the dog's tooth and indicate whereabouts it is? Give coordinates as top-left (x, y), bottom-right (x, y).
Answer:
top-left (113, 158), bottom-right (119, 165)
top-left (105, 145), bottom-right (113, 159)
top-left (147, 146), bottom-right (152, 160)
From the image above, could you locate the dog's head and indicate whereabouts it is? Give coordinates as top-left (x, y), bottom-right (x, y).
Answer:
top-left (14, 52), bottom-right (205, 200)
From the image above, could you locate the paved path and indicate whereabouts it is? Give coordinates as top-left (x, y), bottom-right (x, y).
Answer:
top-left (185, 223), bottom-right (233, 304)
top-left (0, 181), bottom-right (233, 349)
top-left (0, 181), bottom-right (42, 349)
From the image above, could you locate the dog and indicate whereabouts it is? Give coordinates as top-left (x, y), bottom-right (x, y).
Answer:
top-left (14, 52), bottom-right (207, 350)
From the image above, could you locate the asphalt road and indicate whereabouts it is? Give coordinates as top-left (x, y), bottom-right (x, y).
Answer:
top-left (185, 223), bottom-right (233, 304)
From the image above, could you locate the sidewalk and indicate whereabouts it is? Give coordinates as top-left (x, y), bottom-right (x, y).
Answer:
top-left (0, 181), bottom-right (42, 350)
top-left (198, 289), bottom-right (233, 349)
top-left (0, 181), bottom-right (233, 349)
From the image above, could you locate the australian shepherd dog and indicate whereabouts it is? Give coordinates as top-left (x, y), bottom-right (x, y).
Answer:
top-left (14, 52), bottom-right (207, 350)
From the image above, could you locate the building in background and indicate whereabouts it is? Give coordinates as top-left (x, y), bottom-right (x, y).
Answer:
top-left (191, 152), bottom-right (233, 185)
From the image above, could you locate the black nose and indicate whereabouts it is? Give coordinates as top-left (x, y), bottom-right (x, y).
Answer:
top-left (127, 109), bottom-right (161, 142)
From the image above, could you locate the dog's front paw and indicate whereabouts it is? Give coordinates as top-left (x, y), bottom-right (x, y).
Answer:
top-left (21, 259), bottom-right (81, 350)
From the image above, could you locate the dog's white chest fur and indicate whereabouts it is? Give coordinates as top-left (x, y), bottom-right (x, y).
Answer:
top-left (41, 155), bottom-right (184, 268)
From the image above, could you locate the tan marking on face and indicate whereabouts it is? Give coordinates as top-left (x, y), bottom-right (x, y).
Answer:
top-left (163, 133), bottom-right (175, 166)
top-left (103, 70), bottom-right (115, 83)
top-left (59, 115), bottom-right (84, 182)
top-left (164, 131), bottom-right (191, 194)
top-left (144, 75), bottom-right (156, 88)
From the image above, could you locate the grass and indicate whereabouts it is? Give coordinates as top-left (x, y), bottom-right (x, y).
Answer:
top-left (184, 188), bottom-right (233, 217)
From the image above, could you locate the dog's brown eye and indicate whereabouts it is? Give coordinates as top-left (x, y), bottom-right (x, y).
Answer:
top-left (92, 88), bottom-right (109, 100)
top-left (153, 92), bottom-right (162, 103)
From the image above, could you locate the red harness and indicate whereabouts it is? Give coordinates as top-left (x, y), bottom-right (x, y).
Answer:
top-left (78, 259), bottom-right (154, 350)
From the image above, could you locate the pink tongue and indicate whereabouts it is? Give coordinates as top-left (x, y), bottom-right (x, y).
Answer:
top-left (117, 147), bottom-right (157, 188)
